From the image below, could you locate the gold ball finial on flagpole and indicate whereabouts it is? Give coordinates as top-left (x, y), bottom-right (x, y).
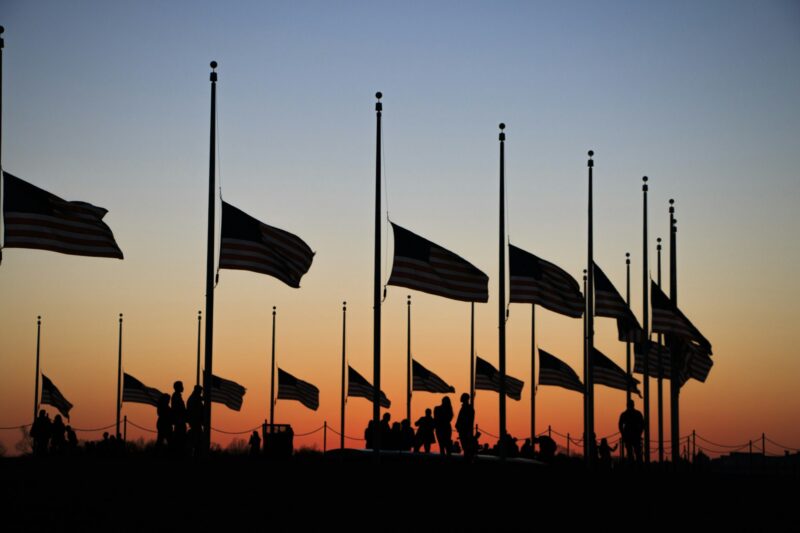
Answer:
top-left (626, 252), bottom-right (630, 265)
top-left (588, 150), bottom-right (594, 167)
top-left (499, 123), bottom-right (506, 141)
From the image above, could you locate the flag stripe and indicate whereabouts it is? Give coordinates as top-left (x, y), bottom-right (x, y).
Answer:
top-left (347, 366), bottom-right (390, 408)
top-left (41, 374), bottom-right (73, 419)
top-left (210, 374), bottom-right (246, 411)
top-left (508, 245), bottom-right (584, 317)
top-left (277, 368), bottom-right (320, 411)
top-left (475, 356), bottom-right (524, 400)
top-left (538, 349), bottom-right (584, 393)
top-left (412, 359), bottom-right (455, 393)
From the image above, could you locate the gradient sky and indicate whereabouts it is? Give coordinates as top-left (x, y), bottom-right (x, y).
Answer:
top-left (1, 0), bottom-right (799, 457)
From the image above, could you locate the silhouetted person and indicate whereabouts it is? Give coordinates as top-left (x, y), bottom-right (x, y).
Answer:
top-left (502, 432), bottom-right (519, 458)
top-left (618, 399), bottom-right (644, 465)
top-left (156, 393), bottom-right (172, 452)
top-left (520, 438), bottom-right (534, 458)
top-left (249, 431), bottom-right (261, 456)
top-left (65, 425), bottom-right (78, 453)
top-left (171, 380), bottom-right (187, 453)
top-left (30, 410), bottom-right (51, 456)
top-left (434, 397), bottom-right (453, 456)
top-left (455, 393), bottom-right (476, 461)
top-left (535, 435), bottom-right (556, 462)
top-left (400, 419), bottom-right (414, 451)
top-left (414, 409), bottom-right (436, 453)
top-left (187, 385), bottom-right (204, 456)
top-left (50, 414), bottom-right (66, 454)
top-left (390, 422), bottom-right (402, 450)
top-left (380, 413), bottom-right (392, 450)
top-left (597, 437), bottom-right (618, 469)
top-left (364, 420), bottom-right (376, 450)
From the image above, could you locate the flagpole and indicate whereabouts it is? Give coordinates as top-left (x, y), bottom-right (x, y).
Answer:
top-left (116, 313), bottom-right (123, 438)
top-left (340, 301), bottom-right (346, 450)
top-left (407, 295), bottom-right (411, 423)
top-left (669, 199), bottom-right (680, 464)
top-left (373, 91), bottom-right (382, 455)
top-left (498, 123), bottom-right (507, 459)
top-left (196, 310), bottom-right (202, 387)
top-left (582, 269), bottom-right (588, 461)
top-left (624, 252), bottom-right (630, 461)
top-left (625, 252), bottom-right (631, 405)
top-left (270, 306), bottom-right (276, 428)
top-left (657, 237), bottom-right (664, 463)
top-left (0, 26), bottom-right (4, 244)
top-left (531, 304), bottom-right (536, 441)
top-left (470, 302), bottom-right (475, 402)
top-left (642, 176), bottom-right (650, 465)
top-left (33, 315), bottom-right (41, 420)
top-left (586, 150), bottom-right (595, 466)
top-left (203, 60), bottom-right (218, 453)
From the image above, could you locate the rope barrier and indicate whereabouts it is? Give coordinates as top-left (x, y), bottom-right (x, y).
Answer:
top-left (72, 423), bottom-right (116, 432)
top-left (294, 426), bottom-right (324, 437)
top-left (695, 434), bottom-right (750, 449)
top-left (126, 420), bottom-right (157, 433)
top-left (211, 426), bottom-right (261, 435)
top-left (765, 437), bottom-right (800, 452)
top-left (326, 426), bottom-right (365, 441)
top-left (0, 424), bottom-right (30, 430)
top-left (480, 428), bottom-right (499, 439)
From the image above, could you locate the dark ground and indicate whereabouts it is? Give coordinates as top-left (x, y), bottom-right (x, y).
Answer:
top-left (1, 450), bottom-right (797, 532)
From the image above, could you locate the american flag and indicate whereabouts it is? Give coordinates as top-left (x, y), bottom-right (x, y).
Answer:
top-left (347, 366), bottom-right (390, 408)
top-left (2, 172), bottom-right (123, 260)
top-left (388, 223), bottom-right (488, 303)
top-left (277, 368), bottom-right (320, 411)
top-left (210, 374), bottom-right (246, 411)
top-left (41, 374), bottom-right (73, 419)
top-left (122, 373), bottom-right (164, 407)
top-left (412, 359), bottom-right (455, 394)
top-left (509, 245), bottom-right (584, 318)
top-left (651, 281), bottom-right (712, 354)
top-left (593, 262), bottom-right (645, 343)
top-left (634, 341), bottom-right (672, 379)
top-left (591, 348), bottom-right (640, 396)
top-left (538, 349), bottom-right (584, 394)
top-left (680, 342), bottom-right (713, 386)
top-left (219, 201), bottom-right (314, 288)
top-left (475, 356), bottom-right (524, 401)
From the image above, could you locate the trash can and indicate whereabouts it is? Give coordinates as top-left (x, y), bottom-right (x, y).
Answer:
top-left (262, 423), bottom-right (294, 458)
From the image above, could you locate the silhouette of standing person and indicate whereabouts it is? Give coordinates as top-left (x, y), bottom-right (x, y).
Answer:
top-left (50, 414), bottom-right (66, 454)
top-left (156, 393), bottom-right (172, 453)
top-left (534, 434), bottom-right (557, 462)
top-left (433, 397), bottom-right (453, 456)
top-left (455, 393), bottom-right (475, 461)
top-left (414, 409), bottom-right (436, 453)
top-left (65, 425), bottom-right (78, 453)
top-left (30, 410), bottom-right (51, 456)
top-left (597, 437), bottom-right (618, 469)
top-left (364, 420), bottom-right (376, 450)
top-left (400, 419), bottom-right (414, 451)
top-left (186, 385), bottom-right (204, 456)
top-left (171, 381), bottom-right (187, 454)
top-left (249, 430), bottom-right (261, 456)
top-left (380, 413), bottom-right (392, 450)
top-left (618, 399), bottom-right (644, 465)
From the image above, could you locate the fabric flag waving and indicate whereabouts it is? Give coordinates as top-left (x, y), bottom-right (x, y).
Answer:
top-left (651, 281), bottom-right (712, 354)
top-left (509, 245), bottom-right (584, 318)
top-left (538, 349), bottom-right (584, 393)
top-left (388, 223), bottom-right (488, 303)
top-left (41, 374), bottom-right (73, 419)
top-left (681, 342), bottom-right (714, 386)
top-left (347, 366), bottom-right (390, 408)
top-left (591, 348), bottom-right (640, 395)
top-left (122, 373), bottom-right (164, 407)
top-left (2, 172), bottom-right (123, 260)
top-left (634, 341), bottom-right (672, 379)
top-left (219, 201), bottom-right (314, 288)
top-left (593, 262), bottom-right (642, 342)
top-left (277, 368), bottom-right (320, 411)
top-left (210, 374), bottom-right (246, 411)
top-left (412, 359), bottom-right (455, 393)
top-left (475, 356), bottom-right (524, 400)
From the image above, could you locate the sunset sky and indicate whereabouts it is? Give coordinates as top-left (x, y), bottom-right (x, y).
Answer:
top-left (1, 0), bottom-right (799, 457)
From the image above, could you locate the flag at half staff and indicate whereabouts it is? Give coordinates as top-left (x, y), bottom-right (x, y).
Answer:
top-left (277, 368), bottom-right (320, 411)
top-left (388, 223), bottom-right (488, 302)
top-left (509, 245), bottom-right (583, 318)
top-left (475, 356), bottom-right (524, 400)
top-left (41, 374), bottom-right (73, 419)
top-left (634, 341), bottom-right (672, 379)
top-left (591, 348), bottom-right (640, 396)
top-left (210, 374), bottom-right (246, 411)
top-left (412, 359), bottom-right (455, 393)
top-left (593, 262), bottom-right (642, 342)
top-left (219, 201), bottom-right (314, 288)
top-left (538, 349), bottom-right (584, 393)
top-left (347, 366), bottom-right (390, 408)
top-left (122, 373), bottom-right (164, 407)
top-left (2, 172), bottom-right (123, 260)
top-left (651, 281), bottom-right (712, 354)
